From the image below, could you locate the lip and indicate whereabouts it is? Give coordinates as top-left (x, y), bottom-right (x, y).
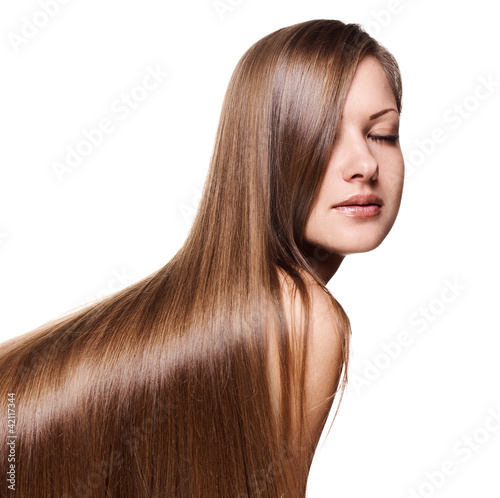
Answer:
top-left (331, 194), bottom-right (383, 218)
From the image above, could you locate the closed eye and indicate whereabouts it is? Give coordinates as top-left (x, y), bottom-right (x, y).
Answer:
top-left (370, 134), bottom-right (399, 144)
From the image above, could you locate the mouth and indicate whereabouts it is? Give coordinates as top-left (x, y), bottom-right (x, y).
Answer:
top-left (331, 194), bottom-right (383, 218)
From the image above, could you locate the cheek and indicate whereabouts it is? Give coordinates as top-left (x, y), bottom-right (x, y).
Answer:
top-left (304, 180), bottom-right (334, 234)
top-left (390, 149), bottom-right (405, 179)
top-left (392, 166), bottom-right (405, 205)
top-left (304, 208), bottom-right (320, 241)
top-left (304, 206), bottom-right (334, 243)
top-left (381, 154), bottom-right (404, 200)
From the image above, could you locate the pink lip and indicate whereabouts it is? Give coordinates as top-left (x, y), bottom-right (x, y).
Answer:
top-left (332, 194), bottom-right (383, 218)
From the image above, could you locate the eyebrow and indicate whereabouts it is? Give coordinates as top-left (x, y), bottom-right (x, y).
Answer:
top-left (369, 108), bottom-right (398, 120)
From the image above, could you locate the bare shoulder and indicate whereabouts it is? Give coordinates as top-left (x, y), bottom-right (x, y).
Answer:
top-left (277, 267), bottom-right (344, 352)
top-left (276, 268), bottom-right (346, 449)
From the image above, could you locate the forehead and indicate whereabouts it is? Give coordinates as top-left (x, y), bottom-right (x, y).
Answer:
top-left (341, 55), bottom-right (398, 120)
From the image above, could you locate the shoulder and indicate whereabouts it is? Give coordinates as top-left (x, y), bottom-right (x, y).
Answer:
top-left (278, 267), bottom-right (344, 349)
top-left (276, 267), bottom-right (346, 448)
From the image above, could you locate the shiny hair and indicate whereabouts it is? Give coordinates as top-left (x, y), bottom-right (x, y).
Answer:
top-left (0, 19), bottom-right (402, 497)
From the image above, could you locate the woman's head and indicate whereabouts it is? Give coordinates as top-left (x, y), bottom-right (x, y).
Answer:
top-left (304, 54), bottom-right (404, 259)
top-left (0, 19), bottom-right (403, 497)
top-left (191, 19), bottom-right (403, 282)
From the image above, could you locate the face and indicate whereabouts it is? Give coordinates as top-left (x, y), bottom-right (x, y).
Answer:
top-left (304, 55), bottom-right (404, 259)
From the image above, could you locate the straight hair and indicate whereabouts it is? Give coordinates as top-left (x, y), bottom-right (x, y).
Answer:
top-left (0, 19), bottom-right (402, 497)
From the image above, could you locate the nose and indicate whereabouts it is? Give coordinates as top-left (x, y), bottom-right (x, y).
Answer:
top-left (340, 138), bottom-right (379, 182)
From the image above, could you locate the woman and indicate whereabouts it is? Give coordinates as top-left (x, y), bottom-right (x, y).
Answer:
top-left (0, 19), bottom-right (403, 497)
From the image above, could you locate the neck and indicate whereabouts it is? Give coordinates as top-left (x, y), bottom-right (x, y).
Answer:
top-left (302, 242), bottom-right (344, 284)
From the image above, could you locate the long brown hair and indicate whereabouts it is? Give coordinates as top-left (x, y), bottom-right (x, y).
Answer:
top-left (0, 19), bottom-right (402, 497)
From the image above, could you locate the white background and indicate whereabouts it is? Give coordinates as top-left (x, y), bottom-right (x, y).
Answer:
top-left (1, 1), bottom-right (499, 497)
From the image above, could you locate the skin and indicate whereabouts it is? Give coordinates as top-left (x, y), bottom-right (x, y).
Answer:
top-left (303, 55), bottom-right (405, 283)
top-left (270, 55), bottom-right (405, 488)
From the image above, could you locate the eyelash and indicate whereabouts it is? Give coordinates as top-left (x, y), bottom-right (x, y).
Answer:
top-left (370, 134), bottom-right (399, 144)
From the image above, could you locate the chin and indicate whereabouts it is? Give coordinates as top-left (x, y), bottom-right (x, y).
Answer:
top-left (327, 233), bottom-right (388, 256)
